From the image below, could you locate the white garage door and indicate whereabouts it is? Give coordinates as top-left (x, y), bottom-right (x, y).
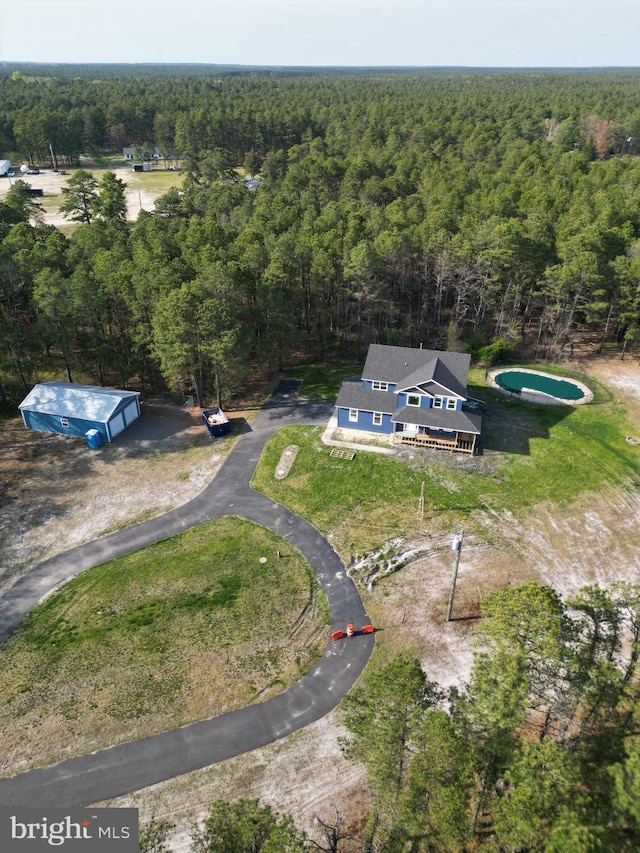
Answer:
top-left (122, 399), bottom-right (139, 426)
top-left (109, 412), bottom-right (125, 438)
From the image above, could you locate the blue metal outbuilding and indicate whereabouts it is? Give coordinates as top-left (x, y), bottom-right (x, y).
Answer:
top-left (19, 381), bottom-right (141, 443)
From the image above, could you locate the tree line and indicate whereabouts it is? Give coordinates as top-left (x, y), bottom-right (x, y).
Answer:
top-left (140, 582), bottom-right (640, 852)
top-left (2, 69), bottom-right (640, 405)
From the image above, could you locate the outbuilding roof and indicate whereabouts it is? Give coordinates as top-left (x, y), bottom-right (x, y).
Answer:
top-left (19, 382), bottom-right (139, 423)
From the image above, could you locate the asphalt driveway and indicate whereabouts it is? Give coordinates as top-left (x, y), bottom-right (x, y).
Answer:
top-left (0, 385), bottom-right (374, 807)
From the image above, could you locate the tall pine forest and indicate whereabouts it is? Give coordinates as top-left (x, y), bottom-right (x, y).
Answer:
top-left (2, 67), bottom-right (640, 403)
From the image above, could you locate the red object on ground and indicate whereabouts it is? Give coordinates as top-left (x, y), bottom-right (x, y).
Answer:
top-left (361, 625), bottom-right (375, 634)
top-left (346, 624), bottom-right (355, 637)
top-left (331, 630), bottom-right (345, 641)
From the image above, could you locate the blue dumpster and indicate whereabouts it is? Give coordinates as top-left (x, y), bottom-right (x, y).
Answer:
top-left (202, 407), bottom-right (231, 438)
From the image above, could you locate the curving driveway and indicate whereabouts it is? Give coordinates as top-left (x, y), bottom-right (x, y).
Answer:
top-left (0, 383), bottom-right (374, 807)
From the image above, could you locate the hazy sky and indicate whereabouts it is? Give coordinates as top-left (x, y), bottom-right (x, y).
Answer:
top-left (1, 0), bottom-right (638, 67)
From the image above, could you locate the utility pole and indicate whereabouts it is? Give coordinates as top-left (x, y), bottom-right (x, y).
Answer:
top-left (446, 530), bottom-right (463, 622)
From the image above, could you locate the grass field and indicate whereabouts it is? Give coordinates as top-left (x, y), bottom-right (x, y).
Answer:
top-left (253, 368), bottom-right (640, 561)
top-left (0, 517), bottom-right (328, 774)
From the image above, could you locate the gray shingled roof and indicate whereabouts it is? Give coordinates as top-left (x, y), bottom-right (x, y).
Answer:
top-left (392, 406), bottom-right (482, 434)
top-left (335, 381), bottom-right (397, 414)
top-left (362, 344), bottom-right (470, 395)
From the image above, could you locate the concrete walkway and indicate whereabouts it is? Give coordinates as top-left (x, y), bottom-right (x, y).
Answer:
top-left (0, 384), bottom-right (374, 807)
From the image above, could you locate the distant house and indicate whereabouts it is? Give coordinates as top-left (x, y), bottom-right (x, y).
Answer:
top-left (335, 344), bottom-right (482, 454)
top-left (244, 177), bottom-right (263, 191)
top-left (122, 146), bottom-right (161, 162)
top-left (19, 382), bottom-right (141, 444)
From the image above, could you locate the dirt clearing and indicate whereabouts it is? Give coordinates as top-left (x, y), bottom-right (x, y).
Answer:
top-left (0, 401), bottom-right (244, 593)
top-left (0, 165), bottom-right (166, 227)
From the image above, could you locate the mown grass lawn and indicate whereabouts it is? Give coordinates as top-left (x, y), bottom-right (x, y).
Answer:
top-left (0, 517), bottom-right (328, 773)
top-left (252, 369), bottom-right (640, 560)
top-left (287, 359), bottom-right (362, 400)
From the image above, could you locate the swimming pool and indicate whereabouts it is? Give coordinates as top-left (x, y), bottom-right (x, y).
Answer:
top-left (487, 368), bottom-right (593, 405)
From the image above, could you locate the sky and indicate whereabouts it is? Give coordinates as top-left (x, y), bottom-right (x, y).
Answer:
top-left (0, 0), bottom-right (638, 68)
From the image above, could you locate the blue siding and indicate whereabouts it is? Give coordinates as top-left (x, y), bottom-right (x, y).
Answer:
top-left (336, 407), bottom-right (392, 435)
top-left (396, 392), bottom-right (431, 409)
top-left (396, 392), bottom-right (463, 411)
top-left (362, 380), bottom-right (397, 392)
top-left (22, 410), bottom-right (109, 442)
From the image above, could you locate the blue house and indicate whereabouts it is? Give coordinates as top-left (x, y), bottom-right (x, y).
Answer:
top-left (19, 382), bottom-right (141, 444)
top-left (335, 344), bottom-right (482, 454)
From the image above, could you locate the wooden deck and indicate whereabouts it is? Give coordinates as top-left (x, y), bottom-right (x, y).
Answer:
top-left (394, 433), bottom-right (476, 454)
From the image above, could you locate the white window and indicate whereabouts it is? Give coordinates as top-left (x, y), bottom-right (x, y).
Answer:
top-left (407, 394), bottom-right (421, 407)
top-left (372, 380), bottom-right (388, 391)
top-left (433, 396), bottom-right (444, 409)
top-left (349, 409), bottom-right (358, 422)
top-left (446, 398), bottom-right (457, 410)
top-left (60, 417), bottom-right (69, 427)
top-left (373, 412), bottom-right (383, 426)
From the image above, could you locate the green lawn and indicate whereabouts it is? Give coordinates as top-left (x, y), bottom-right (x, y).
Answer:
top-left (0, 517), bottom-right (328, 772)
top-left (252, 370), bottom-right (640, 560)
top-left (286, 359), bottom-right (362, 400)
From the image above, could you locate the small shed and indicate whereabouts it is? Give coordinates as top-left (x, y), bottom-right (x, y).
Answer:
top-left (0, 159), bottom-right (11, 176)
top-left (19, 381), bottom-right (141, 443)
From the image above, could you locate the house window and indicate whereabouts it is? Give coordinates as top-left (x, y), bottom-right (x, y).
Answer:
top-left (349, 409), bottom-right (359, 422)
top-left (433, 396), bottom-right (444, 409)
top-left (373, 412), bottom-right (383, 426)
top-left (372, 381), bottom-right (388, 391)
top-left (407, 394), bottom-right (421, 407)
top-left (446, 398), bottom-right (457, 410)
top-left (60, 417), bottom-right (69, 427)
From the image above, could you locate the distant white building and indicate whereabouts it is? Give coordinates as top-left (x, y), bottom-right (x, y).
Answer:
top-left (123, 147), bottom-right (161, 162)
top-left (0, 159), bottom-right (11, 176)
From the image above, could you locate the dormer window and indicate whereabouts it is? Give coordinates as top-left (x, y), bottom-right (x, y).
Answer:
top-left (407, 394), bottom-right (421, 407)
top-left (372, 381), bottom-right (388, 391)
top-left (447, 398), bottom-right (457, 410)
top-left (433, 396), bottom-right (444, 409)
